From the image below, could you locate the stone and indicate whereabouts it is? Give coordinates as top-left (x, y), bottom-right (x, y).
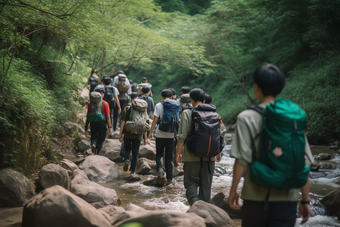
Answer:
top-left (136, 157), bottom-right (157, 175)
top-left (187, 200), bottom-right (234, 227)
top-left (99, 206), bottom-right (125, 225)
top-left (60, 159), bottom-right (78, 172)
top-left (112, 203), bottom-right (150, 225)
top-left (77, 154), bottom-right (84, 158)
top-left (173, 166), bottom-right (184, 177)
top-left (108, 131), bottom-right (120, 139)
top-left (79, 155), bottom-right (119, 183)
top-left (84, 149), bottom-right (93, 156)
top-left (38, 164), bottom-right (71, 190)
top-left (51, 137), bottom-right (58, 143)
top-left (211, 188), bottom-right (242, 218)
top-left (214, 166), bottom-right (227, 176)
top-left (0, 168), bottom-right (36, 206)
top-left (73, 157), bottom-right (85, 165)
top-left (311, 160), bottom-right (320, 172)
top-left (73, 135), bottom-right (90, 146)
top-left (78, 140), bottom-right (91, 152)
top-left (90, 202), bottom-right (105, 209)
top-left (143, 176), bottom-right (166, 187)
top-left (22, 185), bottom-right (111, 227)
top-left (314, 153), bottom-right (332, 160)
top-left (113, 211), bottom-right (206, 227)
top-left (99, 139), bottom-right (123, 162)
top-left (127, 174), bottom-right (142, 183)
top-left (329, 146), bottom-right (339, 150)
top-left (63, 122), bottom-right (85, 136)
top-left (319, 161), bottom-right (337, 170)
top-left (138, 144), bottom-right (156, 160)
top-left (321, 187), bottom-right (340, 216)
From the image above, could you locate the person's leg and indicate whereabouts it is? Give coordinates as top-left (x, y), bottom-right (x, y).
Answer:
top-left (183, 162), bottom-right (201, 205)
top-left (90, 123), bottom-right (98, 154)
top-left (113, 104), bottom-right (119, 131)
top-left (130, 138), bottom-right (141, 173)
top-left (173, 137), bottom-right (178, 167)
top-left (267, 201), bottom-right (297, 227)
top-left (164, 138), bottom-right (174, 181)
top-left (156, 138), bottom-right (165, 176)
top-left (95, 125), bottom-right (107, 154)
top-left (124, 137), bottom-right (132, 172)
top-left (198, 160), bottom-right (215, 203)
top-left (117, 100), bottom-right (127, 128)
top-left (241, 200), bottom-right (270, 227)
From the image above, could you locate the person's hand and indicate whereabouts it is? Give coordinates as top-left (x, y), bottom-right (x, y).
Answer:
top-left (143, 139), bottom-right (147, 146)
top-left (228, 189), bottom-right (240, 210)
top-left (176, 153), bottom-right (182, 166)
top-left (118, 108), bottom-right (121, 114)
top-left (109, 128), bottom-right (112, 134)
top-left (148, 134), bottom-right (152, 141)
top-left (119, 134), bottom-right (123, 143)
top-left (298, 203), bottom-right (311, 224)
top-left (216, 152), bottom-right (222, 163)
top-left (85, 130), bottom-right (88, 136)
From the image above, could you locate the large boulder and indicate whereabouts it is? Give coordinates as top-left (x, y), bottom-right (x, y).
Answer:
top-left (211, 188), bottom-right (242, 218)
top-left (314, 153), bottom-right (332, 160)
top-left (0, 168), bottom-right (36, 206)
top-left (113, 203), bottom-right (149, 225)
top-left (38, 164), bottom-right (71, 190)
top-left (187, 200), bottom-right (234, 227)
top-left (319, 161), bottom-right (337, 170)
top-left (78, 140), bottom-right (91, 152)
top-left (107, 131), bottom-right (120, 139)
top-left (138, 144), bottom-right (156, 160)
top-left (60, 159), bottom-right (78, 172)
top-left (113, 211), bottom-right (206, 227)
top-left (79, 155), bottom-right (119, 183)
top-left (321, 187), bottom-right (340, 216)
top-left (63, 122), bottom-right (85, 136)
top-left (99, 206), bottom-right (125, 225)
top-left (143, 176), bottom-right (166, 187)
top-left (136, 157), bottom-right (157, 175)
top-left (71, 170), bottom-right (120, 206)
top-left (99, 139), bottom-right (122, 162)
top-left (22, 185), bottom-right (111, 227)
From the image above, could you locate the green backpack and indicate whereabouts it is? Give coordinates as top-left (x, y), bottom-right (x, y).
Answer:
top-left (250, 98), bottom-right (310, 190)
top-left (87, 92), bottom-right (106, 122)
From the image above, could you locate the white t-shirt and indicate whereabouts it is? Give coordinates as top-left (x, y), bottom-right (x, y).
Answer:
top-left (153, 102), bottom-right (174, 138)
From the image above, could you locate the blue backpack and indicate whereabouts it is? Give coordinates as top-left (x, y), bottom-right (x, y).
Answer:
top-left (158, 99), bottom-right (180, 133)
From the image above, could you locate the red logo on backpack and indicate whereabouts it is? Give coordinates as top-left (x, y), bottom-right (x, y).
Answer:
top-left (273, 147), bottom-right (283, 157)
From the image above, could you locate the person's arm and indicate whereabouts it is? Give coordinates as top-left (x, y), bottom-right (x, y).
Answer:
top-left (119, 120), bottom-right (125, 143)
top-left (228, 161), bottom-right (246, 210)
top-left (143, 132), bottom-right (147, 145)
top-left (176, 141), bottom-right (184, 165)
top-left (298, 176), bottom-right (311, 224)
top-left (84, 103), bottom-right (90, 136)
top-left (175, 110), bottom-right (190, 165)
top-left (148, 116), bottom-right (158, 140)
top-left (115, 95), bottom-right (121, 114)
top-left (104, 102), bottom-right (112, 134)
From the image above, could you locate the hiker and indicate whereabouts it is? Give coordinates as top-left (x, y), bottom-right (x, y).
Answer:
top-left (177, 86), bottom-right (190, 105)
top-left (130, 79), bottom-right (138, 93)
top-left (87, 72), bottom-right (100, 95)
top-left (113, 71), bottom-right (131, 131)
top-left (204, 93), bottom-right (212, 104)
top-left (148, 89), bottom-right (180, 184)
top-left (136, 78), bottom-right (152, 98)
top-left (175, 88), bottom-right (224, 205)
top-left (141, 77), bottom-right (147, 83)
top-left (84, 85), bottom-right (112, 155)
top-left (168, 88), bottom-right (177, 99)
top-left (139, 87), bottom-right (155, 118)
top-left (228, 64), bottom-right (313, 226)
top-left (178, 86), bottom-right (192, 117)
top-left (119, 92), bottom-right (150, 175)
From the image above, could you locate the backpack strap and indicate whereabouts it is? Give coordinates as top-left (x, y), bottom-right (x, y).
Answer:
top-left (247, 106), bottom-right (265, 163)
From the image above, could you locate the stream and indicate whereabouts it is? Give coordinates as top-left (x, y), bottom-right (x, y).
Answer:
top-left (1, 136), bottom-right (340, 227)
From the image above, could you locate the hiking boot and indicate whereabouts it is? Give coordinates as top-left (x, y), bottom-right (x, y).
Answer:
top-left (165, 179), bottom-right (172, 186)
top-left (123, 160), bottom-right (130, 172)
top-left (91, 144), bottom-right (96, 155)
top-left (157, 168), bottom-right (165, 178)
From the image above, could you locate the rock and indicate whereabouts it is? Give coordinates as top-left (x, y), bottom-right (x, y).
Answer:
top-left (72, 157), bottom-right (85, 165)
top-left (113, 211), bottom-right (206, 227)
top-left (99, 139), bottom-right (123, 162)
top-left (78, 140), bottom-right (91, 152)
top-left (108, 131), bottom-right (120, 139)
top-left (63, 122), bottom-right (85, 136)
top-left (60, 159), bottom-right (78, 172)
top-left (71, 169), bottom-right (89, 183)
top-left (73, 135), bottom-right (90, 146)
top-left (112, 203), bottom-right (149, 225)
top-left (38, 164), bottom-right (71, 190)
top-left (315, 153), bottom-right (332, 160)
top-left (0, 168), bottom-right (36, 206)
top-left (79, 155), bottom-right (119, 183)
top-left (187, 200), bottom-right (234, 227)
top-left (329, 146), bottom-right (339, 150)
top-left (321, 187), bottom-right (340, 216)
top-left (211, 188), bottom-right (242, 218)
top-left (214, 166), bottom-right (227, 176)
top-left (319, 161), bottom-right (337, 169)
top-left (311, 160), bottom-right (320, 172)
top-left (173, 166), bottom-right (184, 177)
top-left (90, 202), bottom-right (106, 209)
top-left (127, 174), bottom-right (142, 183)
top-left (51, 137), bottom-right (58, 143)
top-left (99, 206), bottom-right (125, 225)
top-left (136, 157), bottom-right (157, 175)
top-left (124, 203), bottom-right (147, 212)
top-left (84, 149), bottom-right (93, 156)
top-left (143, 176), bottom-right (166, 187)
top-left (138, 144), bottom-right (156, 160)
top-left (22, 185), bottom-right (111, 227)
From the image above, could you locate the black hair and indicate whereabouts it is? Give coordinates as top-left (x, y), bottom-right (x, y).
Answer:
top-left (190, 88), bottom-right (205, 103)
top-left (103, 77), bottom-right (111, 85)
top-left (181, 86), bottom-right (190, 94)
top-left (119, 70), bottom-right (124, 74)
top-left (161, 89), bottom-right (172, 98)
top-left (204, 93), bottom-right (212, 104)
top-left (168, 88), bottom-right (176, 96)
top-left (130, 92), bottom-right (138, 99)
top-left (142, 77), bottom-right (147, 83)
top-left (142, 86), bottom-right (150, 94)
top-left (253, 64), bottom-right (285, 96)
top-left (129, 79), bottom-right (133, 84)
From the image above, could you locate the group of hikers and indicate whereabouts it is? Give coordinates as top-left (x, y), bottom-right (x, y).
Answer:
top-left (85, 64), bottom-right (312, 226)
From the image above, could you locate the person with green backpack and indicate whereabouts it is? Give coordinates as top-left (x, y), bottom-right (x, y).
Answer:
top-left (228, 64), bottom-right (314, 226)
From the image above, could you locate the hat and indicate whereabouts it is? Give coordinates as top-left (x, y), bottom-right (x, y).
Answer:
top-left (94, 84), bottom-right (105, 93)
top-left (130, 92), bottom-right (138, 99)
top-left (142, 86), bottom-right (150, 94)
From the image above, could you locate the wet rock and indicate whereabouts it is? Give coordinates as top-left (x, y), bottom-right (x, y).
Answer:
top-left (173, 166), bottom-right (184, 177)
top-left (22, 185), bottom-right (111, 227)
top-left (78, 140), bottom-right (91, 152)
top-left (84, 149), bottom-right (93, 156)
top-left (311, 160), bottom-right (320, 172)
top-left (60, 159), bottom-right (78, 172)
top-left (79, 155), bottom-right (119, 183)
top-left (113, 211), bottom-right (205, 227)
top-left (214, 166), bottom-right (227, 176)
top-left (63, 122), bottom-right (85, 136)
top-left (112, 203), bottom-right (149, 225)
top-left (143, 176), bottom-right (166, 187)
top-left (187, 200), bottom-right (234, 227)
top-left (211, 187), bottom-right (242, 218)
top-left (319, 161), bottom-right (337, 170)
top-left (321, 187), bottom-right (340, 216)
top-left (138, 144), bottom-right (156, 160)
top-left (314, 153), bottom-right (332, 161)
top-left (162, 197), bottom-right (170, 203)
top-left (90, 202), bottom-right (105, 209)
top-left (99, 206), bottom-right (125, 225)
top-left (108, 131), bottom-right (120, 139)
top-left (136, 157), bottom-right (157, 175)
top-left (127, 174), bottom-right (142, 183)
top-left (99, 139), bottom-right (122, 162)
top-left (38, 164), bottom-right (71, 190)
top-left (329, 146), bottom-right (339, 150)
top-left (0, 168), bottom-right (36, 206)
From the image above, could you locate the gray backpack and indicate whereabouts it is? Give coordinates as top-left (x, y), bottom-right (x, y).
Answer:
top-left (88, 92), bottom-right (105, 122)
top-left (125, 99), bottom-right (150, 134)
top-left (117, 74), bottom-right (130, 93)
top-left (179, 94), bottom-right (192, 114)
